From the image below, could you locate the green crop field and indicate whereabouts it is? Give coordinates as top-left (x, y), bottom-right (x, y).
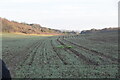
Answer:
top-left (2, 32), bottom-right (118, 78)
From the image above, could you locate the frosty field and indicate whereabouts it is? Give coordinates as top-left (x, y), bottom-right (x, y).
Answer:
top-left (2, 32), bottom-right (118, 78)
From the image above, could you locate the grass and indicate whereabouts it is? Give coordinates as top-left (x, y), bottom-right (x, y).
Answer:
top-left (56, 45), bottom-right (73, 49)
top-left (66, 45), bottom-right (73, 48)
top-left (57, 45), bottom-right (65, 48)
top-left (2, 32), bottom-right (60, 37)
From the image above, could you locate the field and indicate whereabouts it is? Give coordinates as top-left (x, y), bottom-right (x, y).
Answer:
top-left (2, 31), bottom-right (118, 78)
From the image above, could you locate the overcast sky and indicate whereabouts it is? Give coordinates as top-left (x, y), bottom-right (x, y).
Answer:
top-left (0, 0), bottom-right (119, 31)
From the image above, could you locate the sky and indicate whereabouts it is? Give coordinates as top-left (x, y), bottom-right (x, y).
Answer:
top-left (0, 0), bottom-right (119, 31)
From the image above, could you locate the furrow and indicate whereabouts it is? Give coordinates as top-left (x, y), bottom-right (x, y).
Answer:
top-left (50, 40), bottom-right (69, 65)
top-left (62, 38), bottom-right (118, 62)
top-left (17, 40), bottom-right (42, 69)
top-left (28, 41), bottom-right (42, 65)
top-left (57, 38), bottom-right (99, 65)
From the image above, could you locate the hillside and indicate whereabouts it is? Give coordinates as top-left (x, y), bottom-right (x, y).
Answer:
top-left (0, 18), bottom-right (62, 35)
top-left (81, 27), bottom-right (119, 34)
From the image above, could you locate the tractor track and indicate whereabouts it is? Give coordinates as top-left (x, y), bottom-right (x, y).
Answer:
top-left (21, 41), bottom-right (41, 65)
top-left (25, 41), bottom-right (47, 78)
top-left (7, 39), bottom-right (42, 77)
top-left (62, 37), bottom-right (118, 62)
top-left (57, 38), bottom-right (99, 65)
top-left (4, 40), bottom-right (40, 65)
top-left (50, 40), bottom-right (69, 65)
top-left (17, 40), bottom-right (42, 69)
top-left (27, 41), bottom-right (42, 65)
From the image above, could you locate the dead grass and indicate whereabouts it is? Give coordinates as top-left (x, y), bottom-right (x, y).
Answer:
top-left (2, 32), bottom-right (63, 36)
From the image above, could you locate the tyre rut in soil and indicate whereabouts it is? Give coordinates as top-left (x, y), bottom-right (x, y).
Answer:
top-left (17, 40), bottom-right (42, 69)
top-left (50, 40), bottom-right (69, 65)
top-left (6, 40), bottom-right (41, 66)
top-left (28, 41), bottom-right (42, 65)
top-left (5, 40), bottom-right (42, 77)
top-left (57, 38), bottom-right (99, 65)
top-left (62, 37), bottom-right (118, 62)
top-left (25, 42), bottom-right (44, 78)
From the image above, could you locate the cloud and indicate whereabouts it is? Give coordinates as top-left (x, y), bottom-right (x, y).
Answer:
top-left (0, 0), bottom-right (65, 3)
top-left (0, 0), bottom-right (118, 31)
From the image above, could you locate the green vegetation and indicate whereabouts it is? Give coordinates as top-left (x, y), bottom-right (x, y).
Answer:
top-left (66, 45), bottom-right (73, 48)
top-left (2, 31), bottom-right (118, 78)
top-left (56, 45), bottom-right (73, 49)
top-left (57, 45), bottom-right (64, 48)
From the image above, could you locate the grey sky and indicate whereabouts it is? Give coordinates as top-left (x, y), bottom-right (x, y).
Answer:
top-left (0, 0), bottom-right (119, 31)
